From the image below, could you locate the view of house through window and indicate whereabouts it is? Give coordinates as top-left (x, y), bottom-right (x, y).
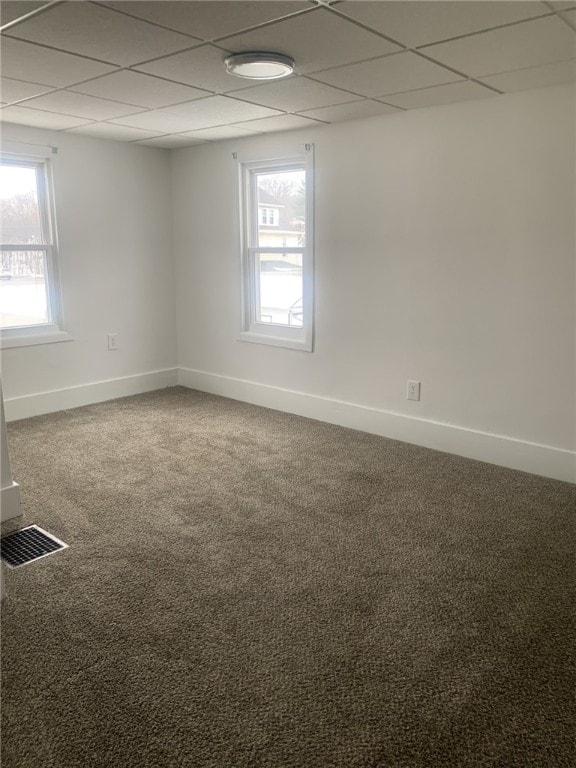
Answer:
top-left (0, 158), bottom-right (54, 330)
top-left (255, 168), bottom-right (305, 327)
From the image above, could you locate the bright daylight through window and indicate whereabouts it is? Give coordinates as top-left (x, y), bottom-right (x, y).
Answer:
top-left (239, 145), bottom-right (313, 351)
top-left (0, 148), bottom-right (65, 347)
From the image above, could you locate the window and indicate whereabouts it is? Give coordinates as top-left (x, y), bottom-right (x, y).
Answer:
top-left (238, 144), bottom-right (314, 351)
top-left (0, 143), bottom-right (68, 348)
top-left (259, 207), bottom-right (279, 227)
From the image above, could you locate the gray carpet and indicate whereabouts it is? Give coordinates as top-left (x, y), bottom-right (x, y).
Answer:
top-left (1, 386), bottom-right (574, 768)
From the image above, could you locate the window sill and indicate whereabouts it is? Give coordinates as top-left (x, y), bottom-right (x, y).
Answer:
top-left (0, 329), bottom-right (74, 349)
top-left (238, 330), bottom-right (312, 352)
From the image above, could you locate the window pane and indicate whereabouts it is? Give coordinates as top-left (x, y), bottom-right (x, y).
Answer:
top-left (256, 252), bottom-right (303, 326)
top-left (256, 169), bottom-right (305, 247)
top-left (0, 164), bottom-right (43, 244)
top-left (0, 250), bottom-right (49, 328)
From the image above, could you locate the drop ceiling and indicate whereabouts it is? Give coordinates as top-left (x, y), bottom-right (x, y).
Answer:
top-left (1, 0), bottom-right (574, 149)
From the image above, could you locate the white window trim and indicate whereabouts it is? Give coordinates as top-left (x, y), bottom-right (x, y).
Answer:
top-left (236, 143), bottom-right (314, 352)
top-left (0, 142), bottom-right (70, 349)
top-left (1, 328), bottom-right (73, 349)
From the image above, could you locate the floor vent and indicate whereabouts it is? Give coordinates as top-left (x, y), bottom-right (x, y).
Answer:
top-left (0, 525), bottom-right (69, 568)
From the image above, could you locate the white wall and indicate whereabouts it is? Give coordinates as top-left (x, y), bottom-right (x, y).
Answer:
top-left (1, 124), bottom-right (178, 416)
top-left (173, 85), bottom-right (575, 480)
top-left (2, 87), bottom-right (573, 480)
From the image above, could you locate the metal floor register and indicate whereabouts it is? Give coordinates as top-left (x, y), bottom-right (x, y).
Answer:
top-left (0, 525), bottom-right (69, 568)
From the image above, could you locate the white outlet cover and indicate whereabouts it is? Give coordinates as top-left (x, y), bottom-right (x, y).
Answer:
top-left (407, 380), bottom-right (421, 401)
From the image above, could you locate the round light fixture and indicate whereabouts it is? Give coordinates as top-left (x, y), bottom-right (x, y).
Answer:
top-left (224, 52), bottom-right (295, 80)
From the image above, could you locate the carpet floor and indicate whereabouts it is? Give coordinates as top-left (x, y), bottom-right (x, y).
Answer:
top-left (1, 387), bottom-right (574, 768)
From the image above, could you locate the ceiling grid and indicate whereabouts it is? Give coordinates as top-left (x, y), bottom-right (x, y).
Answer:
top-left (0, 1), bottom-right (573, 146)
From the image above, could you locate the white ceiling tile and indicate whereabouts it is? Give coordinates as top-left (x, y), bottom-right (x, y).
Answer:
top-left (109, 110), bottom-right (202, 133)
top-left (16, 91), bottom-right (144, 120)
top-left (0, 105), bottom-right (92, 129)
top-left (298, 99), bottom-right (401, 122)
top-left (0, 37), bottom-right (117, 86)
top-left (234, 114), bottom-right (325, 133)
top-left (70, 71), bottom-right (209, 109)
top-left (6, 2), bottom-right (197, 66)
top-left (66, 123), bottom-right (164, 142)
top-left (218, 7), bottom-right (401, 74)
top-left (230, 77), bottom-right (356, 112)
top-left (135, 45), bottom-right (249, 94)
top-left (181, 125), bottom-right (262, 141)
top-left (100, 1), bottom-right (310, 41)
top-left (0, 1), bottom-right (51, 27)
top-left (336, 1), bottom-right (551, 48)
top-left (478, 58), bottom-right (576, 91)
top-left (3, 2), bottom-right (571, 140)
top-left (159, 95), bottom-right (283, 128)
top-left (136, 135), bottom-right (208, 149)
top-left (310, 52), bottom-right (461, 98)
top-left (423, 16), bottom-right (576, 76)
top-left (384, 80), bottom-right (496, 110)
top-left (0, 76), bottom-right (53, 103)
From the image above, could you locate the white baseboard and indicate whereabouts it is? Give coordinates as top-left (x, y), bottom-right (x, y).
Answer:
top-left (179, 367), bottom-right (575, 484)
top-left (4, 366), bottom-right (573, 483)
top-left (1, 481), bottom-right (21, 523)
top-left (4, 368), bottom-right (179, 422)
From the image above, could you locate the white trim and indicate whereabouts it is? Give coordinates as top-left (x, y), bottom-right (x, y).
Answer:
top-left (0, 380), bottom-right (21, 522)
top-left (0, 481), bottom-right (21, 523)
top-left (234, 144), bottom-right (311, 164)
top-left (1, 329), bottom-right (73, 349)
top-left (3, 368), bottom-right (179, 421)
top-left (178, 367), bottom-right (576, 484)
top-left (4, 366), bottom-right (573, 483)
top-left (238, 330), bottom-right (314, 351)
top-left (1, 141), bottom-right (56, 159)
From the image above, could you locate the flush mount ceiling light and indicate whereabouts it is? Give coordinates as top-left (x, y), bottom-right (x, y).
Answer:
top-left (224, 52), bottom-right (295, 80)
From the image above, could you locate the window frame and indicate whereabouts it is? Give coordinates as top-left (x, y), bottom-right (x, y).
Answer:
top-left (237, 143), bottom-right (314, 352)
top-left (0, 142), bottom-right (70, 349)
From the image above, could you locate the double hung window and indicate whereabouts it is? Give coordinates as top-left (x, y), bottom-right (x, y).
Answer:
top-left (0, 143), bottom-right (67, 347)
top-left (238, 144), bottom-right (314, 352)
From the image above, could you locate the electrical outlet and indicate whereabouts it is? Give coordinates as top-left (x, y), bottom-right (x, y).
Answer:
top-left (107, 333), bottom-right (118, 351)
top-left (407, 380), bottom-right (421, 401)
